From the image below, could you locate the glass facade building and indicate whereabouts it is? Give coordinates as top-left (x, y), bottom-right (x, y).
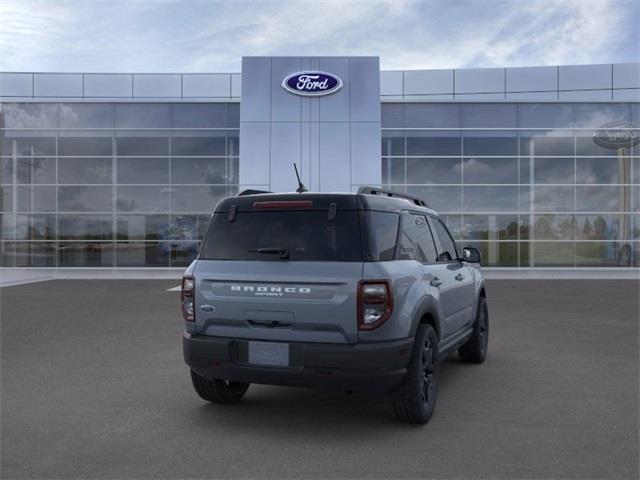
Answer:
top-left (0, 63), bottom-right (638, 269)
top-left (382, 102), bottom-right (639, 267)
top-left (0, 103), bottom-right (239, 267)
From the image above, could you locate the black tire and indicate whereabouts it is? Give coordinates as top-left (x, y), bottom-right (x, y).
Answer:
top-left (458, 296), bottom-right (489, 363)
top-left (391, 324), bottom-right (439, 424)
top-left (190, 370), bottom-right (249, 404)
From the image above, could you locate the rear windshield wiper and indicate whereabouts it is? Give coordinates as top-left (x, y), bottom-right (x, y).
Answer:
top-left (249, 247), bottom-right (290, 260)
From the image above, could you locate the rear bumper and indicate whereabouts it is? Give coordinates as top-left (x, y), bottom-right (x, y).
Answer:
top-left (183, 333), bottom-right (414, 393)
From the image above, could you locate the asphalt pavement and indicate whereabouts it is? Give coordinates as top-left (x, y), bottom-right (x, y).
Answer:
top-left (1, 279), bottom-right (638, 479)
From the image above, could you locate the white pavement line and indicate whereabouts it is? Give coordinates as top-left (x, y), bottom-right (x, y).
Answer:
top-left (167, 285), bottom-right (182, 291)
top-left (0, 277), bottom-right (54, 288)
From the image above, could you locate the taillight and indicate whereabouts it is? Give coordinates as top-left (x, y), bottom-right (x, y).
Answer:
top-left (357, 280), bottom-right (393, 330)
top-left (181, 276), bottom-right (195, 321)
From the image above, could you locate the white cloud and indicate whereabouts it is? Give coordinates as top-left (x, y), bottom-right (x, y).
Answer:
top-left (0, 0), bottom-right (637, 72)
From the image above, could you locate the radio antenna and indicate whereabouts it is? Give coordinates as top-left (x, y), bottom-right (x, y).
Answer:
top-left (293, 163), bottom-right (308, 193)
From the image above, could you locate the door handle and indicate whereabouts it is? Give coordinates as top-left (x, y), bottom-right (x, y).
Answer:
top-left (455, 273), bottom-right (465, 281)
top-left (429, 277), bottom-right (442, 288)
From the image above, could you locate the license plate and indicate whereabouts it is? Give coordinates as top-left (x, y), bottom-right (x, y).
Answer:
top-left (248, 341), bottom-right (289, 367)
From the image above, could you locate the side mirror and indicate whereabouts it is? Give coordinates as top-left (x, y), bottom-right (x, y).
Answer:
top-left (462, 247), bottom-right (482, 264)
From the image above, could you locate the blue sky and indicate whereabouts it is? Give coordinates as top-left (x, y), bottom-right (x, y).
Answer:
top-left (0, 0), bottom-right (638, 72)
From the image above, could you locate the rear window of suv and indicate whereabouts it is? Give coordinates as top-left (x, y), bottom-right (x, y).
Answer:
top-left (201, 210), bottom-right (364, 261)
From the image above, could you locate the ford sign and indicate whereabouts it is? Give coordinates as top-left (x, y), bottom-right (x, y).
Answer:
top-left (282, 71), bottom-right (343, 97)
top-left (593, 121), bottom-right (639, 149)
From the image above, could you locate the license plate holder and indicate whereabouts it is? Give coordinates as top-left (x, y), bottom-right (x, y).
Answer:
top-left (248, 341), bottom-right (289, 367)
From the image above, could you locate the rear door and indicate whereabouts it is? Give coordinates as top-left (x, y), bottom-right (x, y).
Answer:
top-left (193, 206), bottom-right (364, 344)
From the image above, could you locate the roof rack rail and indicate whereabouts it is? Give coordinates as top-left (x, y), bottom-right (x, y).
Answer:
top-left (238, 189), bottom-right (272, 196)
top-left (357, 186), bottom-right (429, 208)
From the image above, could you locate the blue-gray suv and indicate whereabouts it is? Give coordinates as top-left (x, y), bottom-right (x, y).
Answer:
top-left (182, 187), bottom-right (488, 424)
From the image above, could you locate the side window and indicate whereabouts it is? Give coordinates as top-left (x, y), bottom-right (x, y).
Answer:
top-left (397, 213), bottom-right (437, 263)
top-left (365, 211), bottom-right (400, 261)
top-left (431, 218), bottom-right (458, 262)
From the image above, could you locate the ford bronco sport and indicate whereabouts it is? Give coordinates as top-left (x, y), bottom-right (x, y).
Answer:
top-left (182, 187), bottom-right (488, 424)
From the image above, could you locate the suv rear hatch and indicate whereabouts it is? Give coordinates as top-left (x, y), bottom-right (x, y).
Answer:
top-left (193, 195), bottom-right (363, 344)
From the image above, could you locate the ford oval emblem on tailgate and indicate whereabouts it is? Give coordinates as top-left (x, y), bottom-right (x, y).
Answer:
top-left (282, 71), bottom-right (343, 97)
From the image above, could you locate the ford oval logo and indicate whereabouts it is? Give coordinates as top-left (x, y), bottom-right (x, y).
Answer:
top-left (282, 71), bottom-right (343, 97)
top-left (593, 121), bottom-right (639, 149)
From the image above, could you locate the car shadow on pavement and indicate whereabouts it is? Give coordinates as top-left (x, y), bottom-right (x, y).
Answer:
top-left (186, 355), bottom-right (468, 435)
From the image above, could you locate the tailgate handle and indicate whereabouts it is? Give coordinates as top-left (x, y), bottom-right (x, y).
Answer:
top-left (247, 319), bottom-right (292, 329)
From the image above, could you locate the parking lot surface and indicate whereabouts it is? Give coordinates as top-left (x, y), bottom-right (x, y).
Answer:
top-left (1, 279), bottom-right (638, 479)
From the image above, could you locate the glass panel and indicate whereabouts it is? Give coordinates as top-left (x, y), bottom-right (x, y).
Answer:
top-left (115, 242), bottom-right (169, 267)
top-left (462, 215), bottom-right (519, 240)
top-left (116, 136), bottom-right (168, 156)
top-left (59, 103), bottom-right (114, 128)
top-left (382, 158), bottom-right (405, 184)
top-left (440, 214), bottom-right (462, 240)
top-left (519, 136), bottom-right (574, 156)
top-left (58, 242), bottom-right (114, 267)
top-left (532, 214), bottom-right (576, 240)
top-left (1, 136), bottom-right (56, 156)
top-left (116, 186), bottom-right (170, 212)
top-left (406, 133), bottom-right (461, 156)
top-left (381, 103), bottom-right (404, 128)
top-left (463, 137), bottom-right (518, 156)
top-left (404, 104), bottom-right (460, 128)
top-left (518, 104), bottom-right (573, 129)
top-left (381, 133), bottom-right (404, 156)
top-left (533, 158), bottom-right (574, 184)
top-left (462, 158), bottom-right (518, 184)
top-left (171, 104), bottom-right (227, 128)
top-left (576, 214), bottom-right (632, 241)
top-left (58, 186), bottom-right (112, 212)
top-left (168, 215), bottom-right (210, 240)
top-left (171, 135), bottom-right (226, 156)
top-left (227, 133), bottom-right (239, 157)
top-left (576, 157), bottom-right (631, 184)
top-left (575, 242), bottom-right (633, 267)
top-left (116, 158), bottom-right (169, 184)
top-left (576, 185), bottom-right (628, 212)
top-left (58, 214), bottom-right (113, 240)
top-left (171, 185), bottom-right (232, 213)
top-left (530, 241), bottom-right (575, 267)
top-left (463, 241), bottom-right (518, 267)
top-left (576, 135), bottom-right (624, 157)
top-left (463, 187), bottom-right (519, 212)
top-left (228, 104), bottom-right (240, 127)
top-left (532, 186), bottom-right (575, 212)
top-left (114, 104), bottom-right (171, 128)
top-left (1, 242), bottom-right (56, 267)
top-left (2, 104), bottom-right (58, 128)
top-left (405, 186), bottom-right (462, 212)
top-left (171, 157), bottom-right (228, 184)
top-left (430, 217), bottom-right (458, 260)
top-left (58, 137), bottom-right (112, 156)
top-left (461, 104), bottom-right (517, 128)
top-left (58, 158), bottom-right (112, 184)
top-left (573, 103), bottom-right (631, 128)
top-left (170, 241), bottom-right (199, 267)
top-left (1, 186), bottom-right (12, 211)
top-left (17, 186), bottom-right (56, 212)
top-left (0, 158), bottom-right (12, 184)
top-left (116, 214), bottom-right (169, 240)
top-left (1, 214), bottom-right (56, 240)
top-left (17, 157), bottom-right (56, 184)
top-left (406, 158), bottom-right (461, 184)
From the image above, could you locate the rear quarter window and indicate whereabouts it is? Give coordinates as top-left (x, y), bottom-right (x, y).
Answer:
top-left (364, 211), bottom-right (400, 261)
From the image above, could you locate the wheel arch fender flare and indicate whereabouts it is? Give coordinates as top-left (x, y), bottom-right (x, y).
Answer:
top-left (409, 295), bottom-right (443, 340)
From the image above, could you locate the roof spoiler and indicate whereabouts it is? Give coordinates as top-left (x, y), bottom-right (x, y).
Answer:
top-left (238, 189), bottom-right (272, 196)
top-left (357, 186), bottom-right (429, 208)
